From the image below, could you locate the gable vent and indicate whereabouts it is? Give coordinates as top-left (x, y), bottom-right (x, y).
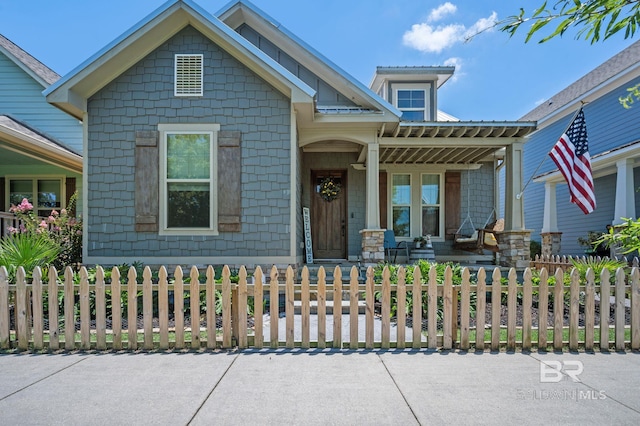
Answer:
top-left (175, 54), bottom-right (203, 96)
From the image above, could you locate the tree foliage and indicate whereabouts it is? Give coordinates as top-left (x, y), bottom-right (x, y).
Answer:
top-left (499, 0), bottom-right (640, 44)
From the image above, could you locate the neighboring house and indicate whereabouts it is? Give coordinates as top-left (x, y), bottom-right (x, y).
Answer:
top-left (0, 34), bottom-right (82, 234)
top-left (45, 0), bottom-right (535, 268)
top-left (520, 40), bottom-right (640, 256)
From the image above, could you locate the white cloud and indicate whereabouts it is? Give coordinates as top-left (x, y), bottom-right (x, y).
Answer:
top-left (464, 11), bottom-right (498, 39)
top-left (403, 6), bottom-right (499, 54)
top-left (428, 2), bottom-right (457, 22)
top-left (403, 23), bottom-right (465, 54)
top-left (444, 57), bottom-right (463, 82)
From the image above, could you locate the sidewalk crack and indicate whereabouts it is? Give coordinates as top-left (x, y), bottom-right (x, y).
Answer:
top-left (187, 353), bottom-right (239, 425)
top-left (0, 355), bottom-right (89, 402)
top-left (378, 353), bottom-right (422, 426)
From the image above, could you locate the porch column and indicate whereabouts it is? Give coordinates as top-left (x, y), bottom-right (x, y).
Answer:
top-left (365, 143), bottom-right (380, 229)
top-left (498, 141), bottom-right (532, 268)
top-left (541, 181), bottom-right (562, 256)
top-left (613, 158), bottom-right (636, 226)
top-left (360, 142), bottom-right (384, 265)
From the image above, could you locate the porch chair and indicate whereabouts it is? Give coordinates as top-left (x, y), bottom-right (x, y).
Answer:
top-left (383, 230), bottom-right (410, 263)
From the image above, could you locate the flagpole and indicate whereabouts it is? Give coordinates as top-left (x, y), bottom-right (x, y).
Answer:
top-left (515, 105), bottom-right (586, 200)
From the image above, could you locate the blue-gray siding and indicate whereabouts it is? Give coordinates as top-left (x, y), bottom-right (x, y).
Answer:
top-left (236, 25), bottom-right (357, 107)
top-left (523, 77), bottom-right (640, 254)
top-left (0, 53), bottom-right (82, 153)
top-left (86, 26), bottom-right (291, 259)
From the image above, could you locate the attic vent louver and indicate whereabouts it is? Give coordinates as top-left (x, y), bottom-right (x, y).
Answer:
top-left (175, 54), bottom-right (203, 96)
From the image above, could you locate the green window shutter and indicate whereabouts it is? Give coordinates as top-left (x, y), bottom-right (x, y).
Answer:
top-left (135, 131), bottom-right (159, 232)
top-left (218, 131), bottom-right (241, 232)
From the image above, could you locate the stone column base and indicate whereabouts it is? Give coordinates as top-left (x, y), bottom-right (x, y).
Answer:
top-left (541, 232), bottom-right (562, 257)
top-left (497, 230), bottom-right (532, 268)
top-left (360, 229), bottom-right (385, 266)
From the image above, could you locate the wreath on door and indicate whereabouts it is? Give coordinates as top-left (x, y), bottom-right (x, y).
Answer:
top-left (319, 177), bottom-right (341, 202)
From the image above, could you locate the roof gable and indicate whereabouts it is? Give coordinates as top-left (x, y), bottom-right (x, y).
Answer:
top-left (44, 0), bottom-right (315, 120)
top-left (217, 0), bottom-right (401, 121)
top-left (0, 34), bottom-right (59, 87)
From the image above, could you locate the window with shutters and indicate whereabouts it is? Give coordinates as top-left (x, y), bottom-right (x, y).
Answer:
top-left (158, 123), bottom-right (219, 235)
top-left (174, 54), bottom-right (203, 96)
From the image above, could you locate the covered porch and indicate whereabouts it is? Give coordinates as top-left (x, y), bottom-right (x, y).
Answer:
top-left (299, 120), bottom-right (536, 268)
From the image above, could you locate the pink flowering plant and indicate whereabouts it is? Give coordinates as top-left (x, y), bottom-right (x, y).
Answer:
top-left (1, 192), bottom-right (82, 277)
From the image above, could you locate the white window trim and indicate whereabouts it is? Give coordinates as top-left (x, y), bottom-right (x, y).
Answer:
top-left (393, 83), bottom-right (432, 121)
top-left (420, 173), bottom-right (444, 240)
top-left (5, 175), bottom-right (66, 215)
top-left (158, 123), bottom-right (219, 236)
top-left (386, 170), bottom-right (445, 242)
top-left (174, 54), bottom-right (204, 97)
top-left (390, 173), bottom-right (412, 239)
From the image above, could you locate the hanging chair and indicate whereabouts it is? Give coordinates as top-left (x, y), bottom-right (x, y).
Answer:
top-left (452, 171), bottom-right (503, 254)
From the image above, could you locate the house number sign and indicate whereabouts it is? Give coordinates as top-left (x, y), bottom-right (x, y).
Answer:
top-left (303, 207), bottom-right (313, 264)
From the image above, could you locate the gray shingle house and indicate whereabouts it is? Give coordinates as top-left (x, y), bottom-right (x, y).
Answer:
top-left (45, 0), bottom-right (535, 268)
top-left (520, 40), bottom-right (640, 256)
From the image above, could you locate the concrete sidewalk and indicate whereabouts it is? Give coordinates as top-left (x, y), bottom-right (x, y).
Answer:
top-left (0, 350), bottom-right (639, 425)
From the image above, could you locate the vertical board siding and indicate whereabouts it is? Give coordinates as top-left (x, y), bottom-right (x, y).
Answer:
top-left (1, 264), bottom-right (637, 352)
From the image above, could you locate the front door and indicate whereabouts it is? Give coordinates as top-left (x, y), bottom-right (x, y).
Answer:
top-left (311, 170), bottom-right (347, 259)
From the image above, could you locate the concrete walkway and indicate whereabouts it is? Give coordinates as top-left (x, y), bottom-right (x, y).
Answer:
top-left (0, 350), bottom-right (639, 425)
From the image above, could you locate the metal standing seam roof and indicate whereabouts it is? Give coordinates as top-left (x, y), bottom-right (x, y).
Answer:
top-left (520, 39), bottom-right (640, 122)
top-left (0, 33), bottom-right (60, 86)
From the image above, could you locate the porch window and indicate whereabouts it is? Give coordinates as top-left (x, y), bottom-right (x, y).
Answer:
top-left (391, 174), bottom-right (411, 237)
top-left (7, 178), bottom-right (62, 217)
top-left (158, 124), bottom-right (219, 235)
top-left (421, 174), bottom-right (441, 237)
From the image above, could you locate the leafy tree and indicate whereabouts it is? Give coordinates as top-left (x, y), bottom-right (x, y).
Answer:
top-left (598, 218), bottom-right (640, 254)
top-left (494, 0), bottom-right (640, 107)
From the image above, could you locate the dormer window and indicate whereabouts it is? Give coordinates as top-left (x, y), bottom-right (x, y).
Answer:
top-left (393, 83), bottom-right (432, 121)
top-left (397, 89), bottom-right (426, 121)
top-left (175, 54), bottom-right (203, 96)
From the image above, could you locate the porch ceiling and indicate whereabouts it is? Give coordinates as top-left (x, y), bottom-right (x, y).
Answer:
top-left (376, 121), bottom-right (536, 165)
top-left (379, 145), bottom-right (500, 165)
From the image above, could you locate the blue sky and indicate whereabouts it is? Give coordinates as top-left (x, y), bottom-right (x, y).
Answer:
top-left (0, 0), bottom-right (635, 120)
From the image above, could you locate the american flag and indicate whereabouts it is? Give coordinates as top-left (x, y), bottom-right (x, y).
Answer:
top-left (548, 108), bottom-right (596, 214)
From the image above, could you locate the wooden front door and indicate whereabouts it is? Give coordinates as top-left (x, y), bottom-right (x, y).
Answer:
top-left (311, 170), bottom-right (347, 259)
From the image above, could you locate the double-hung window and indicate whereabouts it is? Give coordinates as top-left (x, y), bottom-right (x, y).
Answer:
top-left (391, 174), bottom-right (411, 237)
top-left (388, 172), bottom-right (444, 240)
top-left (159, 124), bottom-right (219, 235)
top-left (421, 174), bottom-right (441, 238)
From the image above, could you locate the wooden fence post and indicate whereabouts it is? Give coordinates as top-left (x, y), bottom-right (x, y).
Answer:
top-left (427, 265), bottom-right (437, 349)
top-left (460, 268), bottom-right (470, 351)
top-left (158, 266), bottom-right (169, 350)
top-left (222, 265), bottom-right (232, 349)
top-left (522, 268), bottom-right (532, 352)
top-left (190, 266), bottom-right (201, 350)
top-left (64, 267), bottom-right (75, 351)
top-left (16, 267), bottom-right (28, 350)
top-left (553, 268), bottom-right (564, 351)
top-left (237, 266), bottom-right (248, 349)
top-left (569, 268), bottom-right (580, 351)
top-left (317, 267), bottom-right (327, 349)
top-left (507, 268), bottom-right (517, 352)
top-left (491, 268), bottom-right (501, 351)
top-left (206, 266), bottom-right (216, 349)
top-left (365, 266), bottom-right (375, 350)
top-left (143, 266), bottom-right (154, 350)
top-left (48, 267), bottom-right (59, 351)
top-left (443, 266), bottom-right (453, 350)
top-left (301, 266), bottom-right (310, 349)
top-left (127, 267), bottom-right (138, 350)
top-left (80, 267), bottom-right (90, 350)
top-left (397, 267), bottom-right (407, 349)
top-left (111, 267), bottom-right (122, 350)
top-left (174, 266), bottom-right (184, 349)
top-left (95, 266), bottom-right (106, 351)
top-left (332, 266), bottom-right (342, 349)
top-left (584, 268), bottom-right (595, 351)
top-left (600, 269), bottom-right (610, 351)
top-left (615, 268), bottom-right (626, 351)
top-left (0, 266), bottom-right (9, 349)
top-left (381, 266), bottom-right (391, 350)
top-left (32, 267), bottom-right (43, 351)
top-left (475, 268), bottom-right (486, 351)
top-left (631, 267), bottom-right (640, 351)
top-left (254, 266), bottom-right (264, 349)
top-left (538, 268), bottom-right (549, 350)
top-left (269, 266), bottom-right (279, 349)
top-left (349, 266), bottom-right (359, 350)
